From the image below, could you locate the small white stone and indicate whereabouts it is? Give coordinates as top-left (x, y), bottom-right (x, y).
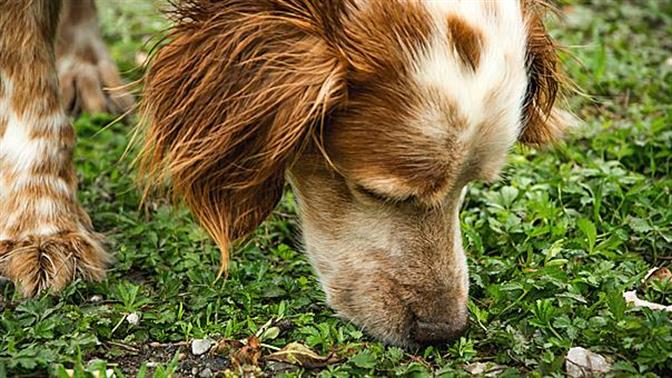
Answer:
top-left (566, 347), bottom-right (611, 378)
top-left (126, 312), bottom-right (140, 326)
top-left (191, 338), bottom-right (214, 356)
top-left (91, 369), bottom-right (115, 378)
top-left (464, 362), bottom-right (507, 377)
top-left (199, 368), bottom-right (213, 378)
top-left (90, 295), bottom-right (103, 303)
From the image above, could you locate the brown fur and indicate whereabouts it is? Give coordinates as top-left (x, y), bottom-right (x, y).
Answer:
top-left (1, 0), bottom-right (569, 346)
top-left (139, 0), bottom-right (350, 273)
top-left (0, 231), bottom-right (107, 296)
top-left (0, 115), bottom-right (6, 139)
top-left (139, 0), bottom-right (568, 346)
top-left (446, 15), bottom-right (483, 71)
top-left (0, 0), bottom-right (62, 119)
top-left (322, 4), bottom-right (466, 202)
top-left (520, 0), bottom-right (567, 145)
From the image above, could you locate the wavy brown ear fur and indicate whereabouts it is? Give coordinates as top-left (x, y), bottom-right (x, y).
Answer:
top-left (519, 1), bottom-right (568, 146)
top-left (138, 0), bottom-right (346, 274)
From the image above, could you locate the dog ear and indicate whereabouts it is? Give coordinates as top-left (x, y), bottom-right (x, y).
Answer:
top-left (138, 0), bottom-right (346, 274)
top-left (519, 2), bottom-right (568, 146)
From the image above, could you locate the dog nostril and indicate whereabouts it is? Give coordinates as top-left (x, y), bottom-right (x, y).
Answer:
top-left (411, 319), bottom-right (467, 345)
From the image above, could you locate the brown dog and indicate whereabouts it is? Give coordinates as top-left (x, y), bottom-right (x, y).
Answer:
top-left (0, 0), bottom-right (567, 347)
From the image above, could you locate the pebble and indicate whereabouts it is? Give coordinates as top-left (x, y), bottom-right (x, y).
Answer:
top-left (126, 312), bottom-right (140, 326)
top-left (566, 347), bottom-right (610, 378)
top-left (464, 362), bottom-right (507, 377)
top-left (191, 338), bottom-right (215, 356)
top-left (199, 368), bottom-right (213, 378)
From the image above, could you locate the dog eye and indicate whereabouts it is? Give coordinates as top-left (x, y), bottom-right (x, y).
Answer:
top-left (354, 185), bottom-right (414, 204)
top-left (355, 185), bottom-right (390, 202)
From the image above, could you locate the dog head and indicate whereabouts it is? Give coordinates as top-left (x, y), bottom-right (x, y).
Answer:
top-left (140, 0), bottom-right (567, 347)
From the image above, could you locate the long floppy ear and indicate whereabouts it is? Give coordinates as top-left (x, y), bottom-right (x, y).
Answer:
top-left (519, 1), bottom-right (568, 146)
top-left (138, 0), bottom-right (346, 273)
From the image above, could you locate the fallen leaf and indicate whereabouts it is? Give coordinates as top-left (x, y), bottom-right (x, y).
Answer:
top-left (623, 290), bottom-right (672, 312)
top-left (230, 336), bottom-right (262, 368)
top-left (565, 347), bottom-right (610, 378)
top-left (212, 338), bottom-right (244, 356)
top-left (643, 267), bottom-right (672, 284)
top-left (266, 342), bottom-right (342, 368)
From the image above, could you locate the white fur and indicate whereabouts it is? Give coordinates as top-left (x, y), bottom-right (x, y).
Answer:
top-left (0, 74), bottom-right (73, 240)
top-left (9, 174), bottom-right (72, 196)
top-left (414, 0), bottom-right (528, 150)
top-left (0, 113), bottom-right (69, 173)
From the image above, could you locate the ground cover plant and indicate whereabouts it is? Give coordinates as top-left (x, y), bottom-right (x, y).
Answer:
top-left (1, 0), bottom-right (671, 376)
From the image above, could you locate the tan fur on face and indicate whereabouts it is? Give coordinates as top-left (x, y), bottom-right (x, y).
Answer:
top-left (289, 150), bottom-right (470, 345)
top-left (139, 0), bottom-right (568, 347)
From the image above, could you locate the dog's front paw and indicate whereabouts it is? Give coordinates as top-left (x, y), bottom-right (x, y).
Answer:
top-left (0, 229), bottom-right (109, 297)
top-left (0, 200), bottom-right (110, 297)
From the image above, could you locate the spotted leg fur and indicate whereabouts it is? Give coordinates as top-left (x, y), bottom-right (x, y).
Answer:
top-left (0, 0), bottom-right (110, 297)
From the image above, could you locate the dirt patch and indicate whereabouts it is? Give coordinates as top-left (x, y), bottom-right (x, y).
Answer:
top-left (91, 341), bottom-right (230, 377)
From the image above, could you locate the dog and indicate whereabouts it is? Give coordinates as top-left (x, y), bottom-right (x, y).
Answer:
top-left (0, 0), bottom-right (567, 347)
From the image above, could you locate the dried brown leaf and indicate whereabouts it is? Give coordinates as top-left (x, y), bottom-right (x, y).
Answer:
top-left (211, 336), bottom-right (262, 369)
top-left (265, 342), bottom-right (342, 369)
top-left (231, 336), bottom-right (262, 368)
top-left (645, 267), bottom-right (672, 283)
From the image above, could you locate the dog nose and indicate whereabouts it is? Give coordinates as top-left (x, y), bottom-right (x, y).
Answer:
top-left (410, 318), bottom-right (467, 345)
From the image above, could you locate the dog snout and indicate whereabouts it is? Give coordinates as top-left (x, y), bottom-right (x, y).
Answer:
top-left (410, 307), bottom-right (468, 345)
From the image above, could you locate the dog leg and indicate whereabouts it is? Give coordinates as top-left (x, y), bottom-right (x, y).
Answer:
top-left (0, 0), bottom-right (110, 297)
top-left (57, 0), bottom-right (135, 116)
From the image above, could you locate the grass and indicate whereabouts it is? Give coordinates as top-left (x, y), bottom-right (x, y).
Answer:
top-left (1, 0), bottom-right (671, 376)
